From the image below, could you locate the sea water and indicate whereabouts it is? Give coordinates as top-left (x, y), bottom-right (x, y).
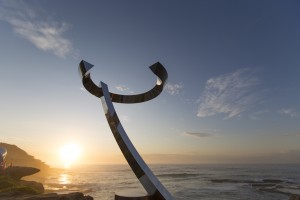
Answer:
top-left (44, 164), bottom-right (300, 200)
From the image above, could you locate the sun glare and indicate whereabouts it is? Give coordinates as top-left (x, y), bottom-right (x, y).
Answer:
top-left (59, 143), bottom-right (81, 168)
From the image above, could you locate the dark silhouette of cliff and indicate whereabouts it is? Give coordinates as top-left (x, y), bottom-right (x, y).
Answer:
top-left (0, 143), bottom-right (49, 172)
top-left (0, 143), bottom-right (94, 199)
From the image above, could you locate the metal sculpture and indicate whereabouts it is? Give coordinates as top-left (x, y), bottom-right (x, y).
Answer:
top-left (79, 60), bottom-right (174, 200)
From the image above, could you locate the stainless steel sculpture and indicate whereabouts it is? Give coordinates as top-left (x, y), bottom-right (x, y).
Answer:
top-left (79, 60), bottom-right (174, 200)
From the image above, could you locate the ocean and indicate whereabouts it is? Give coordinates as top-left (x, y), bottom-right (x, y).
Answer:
top-left (44, 164), bottom-right (300, 200)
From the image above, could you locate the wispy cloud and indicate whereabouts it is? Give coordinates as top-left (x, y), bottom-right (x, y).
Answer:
top-left (249, 109), bottom-right (269, 120)
top-left (115, 85), bottom-right (129, 92)
top-left (183, 132), bottom-right (213, 138)
top-left (0, 1), bottom-right (77, 58)
top-left (165, 83), bottom-right (184, 95)
top-left (197, 68), bottom-right (260, 119)
top-left (278, 108), bottom-right (296, 117)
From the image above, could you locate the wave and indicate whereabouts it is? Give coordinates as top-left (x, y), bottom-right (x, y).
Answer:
top-left (210, 178), bottom-right (294, 184)
top-left (44, 182), bottom-right (97, 192)
top-left (157, 173), bottom-right (200, 179)
top-left (210, 178), bottom-right (300, 196)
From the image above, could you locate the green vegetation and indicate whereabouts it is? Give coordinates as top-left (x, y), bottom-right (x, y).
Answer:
top-left (0, 143), bottom-right (46, 196)
top-left (0, 175), bottom-right (42, 195)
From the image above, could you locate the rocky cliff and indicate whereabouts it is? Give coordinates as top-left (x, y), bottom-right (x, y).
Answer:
top-left (0, 143), bottom-right (93, 200)
top-left (0, 143), bottom-right (49, 171)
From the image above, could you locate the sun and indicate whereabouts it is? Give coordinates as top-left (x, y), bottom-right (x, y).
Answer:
top-left (59, 143), bottom-right (81, 168)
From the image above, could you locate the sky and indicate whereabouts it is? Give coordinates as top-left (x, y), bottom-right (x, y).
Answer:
top-left (0, 0), bottom-right (300, 167)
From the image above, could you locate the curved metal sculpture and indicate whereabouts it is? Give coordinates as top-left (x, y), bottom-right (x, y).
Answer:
top-left (79, 60), bottom-right (174, 200)
top-left (79, 60), bottom-right (168, 104)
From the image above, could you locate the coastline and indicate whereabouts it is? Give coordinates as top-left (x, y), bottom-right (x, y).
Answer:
top-left (0, 166), bottom-right (93, 200)
top-left (0, 191), bottom-right (93, 200)
top-left (1, 142), bottom-right (300, 200)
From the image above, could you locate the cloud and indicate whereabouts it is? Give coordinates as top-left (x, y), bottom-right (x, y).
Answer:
top-left (165, 83), bottom-right (184, 95)
top-left (0, 1), bottom-right (77, 58)
top-left (197, 68), bottom-right (260, 119)
top-left (183, 132), bottom-right (213, 138)
top-left (278, 108), bottom-right (296, 117)
top-left (249, 109), bottom-right (269, 120)
top-left (115, 85), bottom-right (129, 92)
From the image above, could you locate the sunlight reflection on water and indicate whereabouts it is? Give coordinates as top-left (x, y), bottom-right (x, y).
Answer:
top-left (59, 173), bottom-right (71, 185)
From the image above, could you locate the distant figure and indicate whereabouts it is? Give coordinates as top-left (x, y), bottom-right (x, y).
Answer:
top-left (0, 156), bottom-right (5, 170)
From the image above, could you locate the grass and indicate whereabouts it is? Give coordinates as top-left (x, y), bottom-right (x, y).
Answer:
top-left (0, 175), bottom-right (42, 195)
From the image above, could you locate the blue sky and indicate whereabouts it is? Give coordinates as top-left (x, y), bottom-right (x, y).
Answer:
top-left (0, 0), bottom-right (300, 166)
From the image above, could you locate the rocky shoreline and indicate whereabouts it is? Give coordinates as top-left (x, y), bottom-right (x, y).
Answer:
top-left (1, 165), bottom-right (300, 199)
top-left (0, 191), bottom-right (93, 200)
top-left (0, 166), bottom-right (93, 200)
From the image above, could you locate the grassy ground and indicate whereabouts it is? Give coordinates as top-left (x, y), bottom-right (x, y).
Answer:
top-left (0, 175), bottom-right (42, 195)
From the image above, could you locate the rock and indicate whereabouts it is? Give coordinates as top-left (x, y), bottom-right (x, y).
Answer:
top-left (0, 143), bottom-right (50, 172)
top-left (4, 166), bottom-right (40, 180)
top-left (19, 180), bottom-right (44, 193)
top-left (22, 192), bottom-right (93, 200)
top-left (290, 194), bottom-right (300, 200)
top-left (0, 166), bottom-right (94, 200)
top-left (0, 173), bottom-right (44, 197)
top-left (58, 192), bottom-right (93, 200)
top-left (0, 176), bottom-right (15, 189)
top-left (0, 192), bottom-right (94, 200)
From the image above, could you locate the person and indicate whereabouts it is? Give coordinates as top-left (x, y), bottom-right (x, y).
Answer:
top-left (0, 156), bottom-right (5, 170)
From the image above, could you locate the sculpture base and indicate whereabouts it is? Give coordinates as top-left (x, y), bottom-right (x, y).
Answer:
top-left (115, 189), bottom-right (154, 200)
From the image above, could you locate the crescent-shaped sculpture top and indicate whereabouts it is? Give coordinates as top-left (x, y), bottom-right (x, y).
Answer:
top-left (78, 60), bottom-right (168, 103)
